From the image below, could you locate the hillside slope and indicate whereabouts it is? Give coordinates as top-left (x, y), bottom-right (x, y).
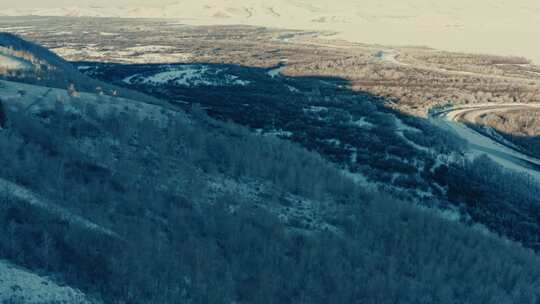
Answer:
top-left (0, 32), bottom-right (165, 107)
top-left (1, 36), bottom-right (540, 304)
top-left (0, 32), bottom-right (96, 88)
top-left (84, 59), bottom-right (540, 251)
top-left (0, 260), bottom-right (96, 304)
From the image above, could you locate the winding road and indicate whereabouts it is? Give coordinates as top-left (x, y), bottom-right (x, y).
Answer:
top-left (430, 103), bottom-right (540, 181)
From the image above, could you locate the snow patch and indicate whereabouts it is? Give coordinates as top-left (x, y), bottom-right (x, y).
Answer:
top-left (0, 260), bottom-right (94, 304)
top-left (0, 47), bottom-right (31, 71)
top-left (268, 66), bottom-right (285, 78)
top-left (394, 116), bottom-right (431, 152)
top-left (123, 65), bottom-right (250, 87)
top-left (0, 54), bottom-right (29, 70)
top-left (266, 129), bottom-right (293, 138)
top-left (126, 45), bottom-right (175, 53)
top-left (286, 84), bottom-right (300, 93)
top-left (52, 46), bottom-right (104, 58)
top-left (51, 45), bottom-right (192, 63)
top-left (303, 106), bottom-right (328, 113)
top-left (324, 138), bottom-right (341, 147)
top-left (352, 117), bottom-right (374, 129)
top-left (394, 116), bottom-right (421, 133)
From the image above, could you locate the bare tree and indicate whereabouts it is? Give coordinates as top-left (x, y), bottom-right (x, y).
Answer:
top-left (0, 98), bottom-right (6, 128)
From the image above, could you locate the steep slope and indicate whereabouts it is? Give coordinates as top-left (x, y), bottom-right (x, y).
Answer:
top-left (0, 32), bottom-right (165, 107)
top-left (0, 32), bottom-right (78, 72)
top-left (1, 77), bottom-right (540, 303)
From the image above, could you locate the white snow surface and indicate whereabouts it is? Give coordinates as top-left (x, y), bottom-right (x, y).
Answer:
top-left (0, 79), bottom-right (182, 126)
top-left (265, 129), bottom-right (293, 138)
top-left (394, 116), bottom-right (421, 133)
top-left (0, 48), bottom-right (31, 71)
top-left (267, 66), bottom-right (285, 78)
top-left (123, 65), bottom-right (250, 87)
top-left (286, 84), bottom-right (300, 93)
top-left (0, 54), bottom-right (27, 70)
top-left (127, 53), bottom-right (192, 64)
top-left (126, 45), bottom-right (175, 53)
top-left (51, 45), bottom-right (192, 64)
top-left (4, 0), bottom-right (540, 63)
top-left (303, 106), bottom-right (328, 113)
top-left (393, 116), bottom-right (431, 153)
top-left (352, 117), bottom-right (374, 129)
top-left (0, 260), bottom-right (94, 304)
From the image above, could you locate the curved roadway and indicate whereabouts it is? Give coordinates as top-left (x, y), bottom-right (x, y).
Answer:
top-left (430, 103), bottom-right (540, 181)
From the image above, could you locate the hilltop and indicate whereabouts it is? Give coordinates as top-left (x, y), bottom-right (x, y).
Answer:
top-left (0, 32), bottom-right (164, 106)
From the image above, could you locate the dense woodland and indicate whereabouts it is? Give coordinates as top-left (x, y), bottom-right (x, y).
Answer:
top-left (80, 60), bottom-right (540, 250)
top-left (1, 89), bottom-right (540, 303)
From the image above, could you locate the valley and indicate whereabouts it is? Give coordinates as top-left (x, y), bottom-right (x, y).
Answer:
top-left (3, 17), bottom-right (540, 249)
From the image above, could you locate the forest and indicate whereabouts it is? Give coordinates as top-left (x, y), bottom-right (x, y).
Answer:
top-left (1, 87), bottom-right (540, 303)
top-left (1, 23), bottom-right (540, 303)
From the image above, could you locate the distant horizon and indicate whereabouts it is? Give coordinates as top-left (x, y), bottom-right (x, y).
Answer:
top-left (0, 0), bottom-right (156, 9)
top-left (2, 0), bottom-right (540, 63)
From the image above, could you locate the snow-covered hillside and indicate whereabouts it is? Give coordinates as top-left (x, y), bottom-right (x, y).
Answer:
top-left (0, 32), bottom-right (97, 88)
top-left (0, 79), bottom-right (182, 126)
top-left (0, 53), bottom-right (30, 70)
top-left (0, 44), bottom-right (32, 71)
top-left (0, 33), bottom-right (166, 106)
top-left (3, 0), bottom-right (540, 63)
top-left (123, 65), bottom-right (250, 87)
top-left (0, 260), bottom-right (95, 304)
